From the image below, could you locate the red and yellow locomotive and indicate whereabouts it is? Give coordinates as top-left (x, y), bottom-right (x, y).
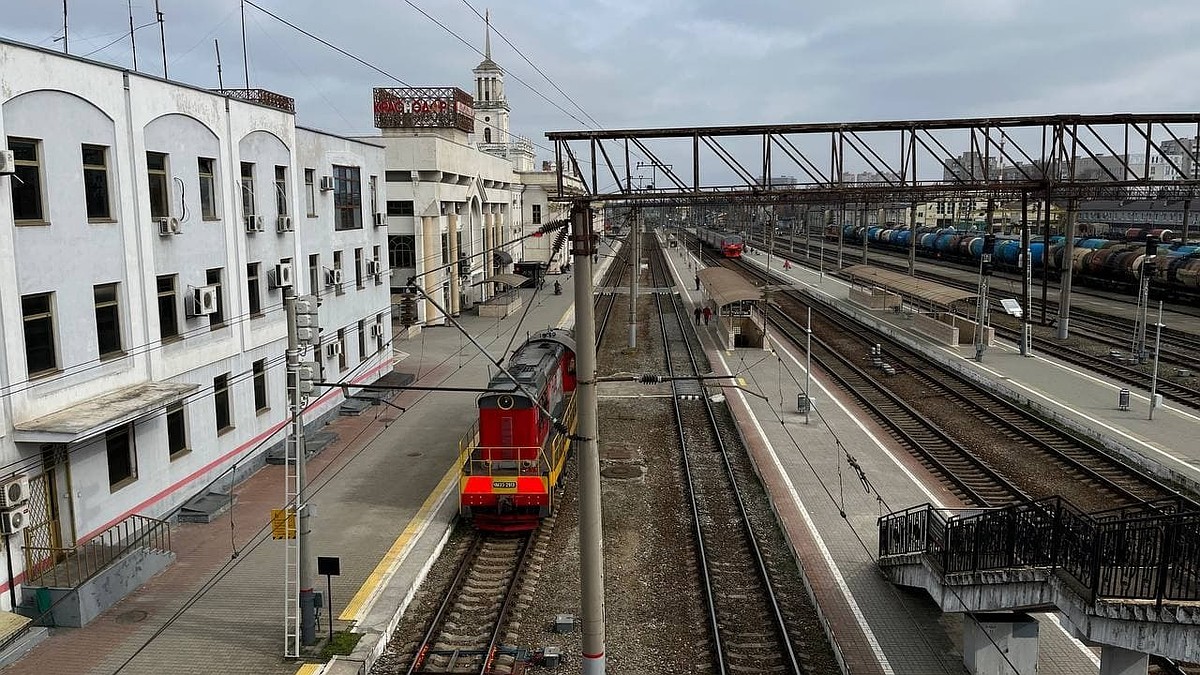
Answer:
top-left (458, 329), bottom-right (577, 532)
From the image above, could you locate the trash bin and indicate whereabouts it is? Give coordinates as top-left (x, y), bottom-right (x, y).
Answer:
top-left (1118, 388), bottom-right (1131, 411)
top-left (797, 393), bottom-right (811, 414)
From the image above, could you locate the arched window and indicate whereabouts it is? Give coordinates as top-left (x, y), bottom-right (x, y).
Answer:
top-left (484, 128), bottom-right (492, 143)
top-left (389, 235), bottom-right (415, 269)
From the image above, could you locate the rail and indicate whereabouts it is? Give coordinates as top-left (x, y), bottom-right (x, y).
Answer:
top-left (23, 514), bottom-right (172, 589)
top-left (878, 497), bottom-right (1200, 604)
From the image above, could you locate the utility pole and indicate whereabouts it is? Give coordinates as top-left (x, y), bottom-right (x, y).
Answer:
top-left (1020, 192), bottom-right (1033, 356)
top-left (975, 231), bottom-right (996, 362)
top-left (628, 208), bottom-right (638, 349)
top-left (1057, 199), bottom-right (1077, 340)
top-left (1148, 301), bottom-right (1164, 420)
top-left (572, 203), bottom-right (606, 674)
top-left (154, 0), bottom-right (167, 78)
top-left (284, 287), bottom-right (319, 655)
top-left (1132, 237), bottom-right (1158, 362)
top-left (241, 0), bottom-right (250, 87)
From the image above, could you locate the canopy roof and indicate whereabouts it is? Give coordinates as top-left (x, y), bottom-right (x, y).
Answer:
top-left (698, 267), bottom-right (762, 307)
top-left (842, 265), bottom-right (978, 305)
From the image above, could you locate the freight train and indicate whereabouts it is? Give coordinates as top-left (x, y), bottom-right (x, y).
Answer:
top-left (458, 328), bottom-right (577, 532)
top-left (826, 224), bottom-right (1200, 300)
top-left (696, 227), bottom-right (745, 258)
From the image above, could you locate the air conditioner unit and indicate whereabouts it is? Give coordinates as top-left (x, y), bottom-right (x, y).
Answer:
top-left (325, 268), bottom-right (343, 286)
top-left (244, 214), bottom-right (264, 233)
top-left (0, 149), bottom-right (14, 175)
top-left (158, 217), bottom-right (181, 236)
top-left (276, 215), bottom-right (293, 233)
top-left (270, 262), bottom-right (294, 289)
top-left (0, 475), bottom-right (29, 508)
top-left (319, 176), bottom-right (334, 191)
top-left (370, 323), bottom-right (384, 338)
top-left (187, 285), bottom-right (219, 317)
top-left (324, 341), bottom-right (342, 359)
top-left (373, 212), bottom-right (386, 227)
top-left (0, 505), bottom-right (29, 535)
top-left (363, 261), bottom-right (378, 276)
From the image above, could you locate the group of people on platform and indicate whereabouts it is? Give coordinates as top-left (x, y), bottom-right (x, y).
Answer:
top-left (693, 306), bottom-right (712, 325)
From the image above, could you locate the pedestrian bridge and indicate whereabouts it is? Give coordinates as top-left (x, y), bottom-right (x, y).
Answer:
top-left (877, 497), bottom-right (1200, 673)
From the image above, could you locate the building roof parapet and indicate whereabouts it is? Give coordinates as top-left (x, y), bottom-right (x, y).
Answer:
top-left (211, 88), bottom-right (296, 114)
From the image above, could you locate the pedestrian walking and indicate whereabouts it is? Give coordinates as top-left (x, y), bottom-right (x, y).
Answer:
top-left (702, 306), bottom-right (712, 325)
top-left (694, 274), bottom-right (701, 291)
top-left (694, 307), bottom-right (702, 325)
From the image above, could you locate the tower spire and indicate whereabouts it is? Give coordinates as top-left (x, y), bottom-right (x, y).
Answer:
top-left (484, 9), bottom-right (491, 60)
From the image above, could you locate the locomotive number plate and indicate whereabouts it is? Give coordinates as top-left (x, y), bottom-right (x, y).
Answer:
top-left (492, 480), bottom-right (518, 491)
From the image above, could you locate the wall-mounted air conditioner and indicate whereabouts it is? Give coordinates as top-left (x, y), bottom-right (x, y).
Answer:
top-left (270, 262), bottom-right (294, 289)
top-left (324, 341), bottom-right (342, 359)
top-left (319, 176), bottom-right (334, 191)
top-left (244, 214), bottom-right (264, 233)
top-left (0, 475), bottom-right (29, 509)
top-left (0, 505), bottom-right (30, 535)
top-left (276, 215), bottom-right (293, 233)
top-left (325, 268), bottom-right (343, 286)
top-left (187, 285), bottom-right (219, 317)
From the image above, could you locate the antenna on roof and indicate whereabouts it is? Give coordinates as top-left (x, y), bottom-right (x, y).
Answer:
top-left (215, 39), bottom-right (224, 88)
top-left (128, 0), bottom-right (138, 71)
top-left (154, 0), bottom-right (167, 77)
top-left (62, 0), bottom-right (68, 54)
top-left (484, 8), bottom-right (491, 60)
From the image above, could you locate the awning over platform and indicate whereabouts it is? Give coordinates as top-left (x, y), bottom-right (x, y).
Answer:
top-left (472, 272), bottom-right (528, 288)
top-left (842, 265), bottom-right (978, 306)
top-left (14, 381), bottom-right (200, 444)
top-left (698, 267), bottom-right (763, 308)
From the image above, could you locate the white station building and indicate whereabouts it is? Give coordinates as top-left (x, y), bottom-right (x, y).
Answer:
top-left (0, 38), bottom-right (392, 612)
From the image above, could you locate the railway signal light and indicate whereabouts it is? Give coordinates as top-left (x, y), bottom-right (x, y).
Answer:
top-left (295, 295), bottom-right (320, 346)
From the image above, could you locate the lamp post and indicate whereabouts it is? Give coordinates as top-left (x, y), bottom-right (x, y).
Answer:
top-left (1149, 301), bottom-right (1164, 420)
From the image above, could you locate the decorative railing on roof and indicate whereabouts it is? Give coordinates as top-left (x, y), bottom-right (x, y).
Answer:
top-left (212, 88), bottom-right (296, 113)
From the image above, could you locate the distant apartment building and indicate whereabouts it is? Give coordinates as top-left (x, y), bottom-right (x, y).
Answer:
top-left (0, 38), bottom-right (390, 611)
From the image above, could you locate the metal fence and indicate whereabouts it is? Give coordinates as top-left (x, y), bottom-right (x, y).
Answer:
top-left (24, 514), bottom-right (172, 589)
top-left (878, 496), bottom-right (1200, 605)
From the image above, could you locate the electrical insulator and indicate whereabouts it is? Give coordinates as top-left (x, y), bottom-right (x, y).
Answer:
top-left (294, 295), bottom-right (320, 345)
top-left (297, 362), bottom-right (321, 396)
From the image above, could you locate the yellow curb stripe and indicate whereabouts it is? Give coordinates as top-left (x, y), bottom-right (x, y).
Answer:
top-left (338, 463), bottom-right (459, 622)
top-left (295, 663), bottom-right (325, 675)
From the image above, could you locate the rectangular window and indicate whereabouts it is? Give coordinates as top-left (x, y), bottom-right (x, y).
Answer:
top-left (333, 165), bottom-right (362, 230)
top-left (9, 137), bottom-right (44, 222)
top-left (337, 328), bottom-right (347, 371)
top-left (214, 373), bottom-right (232, 433)
top-left (369, 175), bottom-right (378, 216)
top-left (532, 204), bottom-right (542, 224)
top-left (355, 247), bottom-right (364, 289)
top-left (305, 168), bottom-right (317, 216)
top-left (106, 424), bottom-right (137, 489)
top-left (206, 268), bottom-right (225, 329)
top-left (167, 402), bottom-right (188, 459)
top-left (376, 313), bottom-right (385, 353)
top-left (253, 359), bottom-right (269, 413)
top-left (358, 319), bottom-right (367, 361)
top-left (374, 245), bottom-right (383, 285)
top-left (247, 262), bottom-right (263, 316)
top-left (82, 144), bottom-right (112, 220)
top-left (198, 157), bottom-right (218, 220)
top-left (274, 165), bottom-right (288, 217)
top-left (240, 162), bottom-right (256, 217)
top-left (21, 292), bottom-right (57, 376)
top-left (94, 282), bottom-right (123, 358)
top-left (157, 274), bottom-right (180, 341)
top-left (386, 200), bottom-right (415, 217)
top-left (384, 170), bottom-right (411, 182)
top-left (309, 254), bottom-right (320, 297)
top-left (146, 151), bottom-right (170, 219)
top-left (333, 250), bottom-right (344, 295)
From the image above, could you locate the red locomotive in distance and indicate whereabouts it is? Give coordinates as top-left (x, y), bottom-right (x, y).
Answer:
top-left (458, 329), bottom-right (577, 532)
top-left (697, 227), bottom-right (745, 258)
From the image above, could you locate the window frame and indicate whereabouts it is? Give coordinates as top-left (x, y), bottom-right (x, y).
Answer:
top-left (146, 151), bottom-right (171, 220)
top-left (304, 168), bottom-right (317, 217)
top-left (106, 424), bottom-right (138, 490)
top-left (332, 165), bottom-right (363, 230)
top-left (198, 157), bottom-right (219, 220)
top-left (214, 372), bottom-right (233, 434)
top-left (240, 161), bottom-right (256, 219)
top-left (82, 144), bottom-right (113, 221)
top-left (247, 262), bottom-right (263, 317)
top-left (274, 165), bottom-right (289, 218)
top-left (167, 402), bottom-right (189, 459)
top-left (206, 267), bottom-right (225, 329)
top-left (252, 359), bottom-right (269, 414)
top-left (9, 137), bottom-right (47, 223)
top-left (532, 204), bottom-right (542, 225)
top-left (21, 291), bottom-right (58, 377)
top-left (93, 282), bottom-right (124, 359)
top-left (354, 247), bottom-right (364, 290)
top-left (157, 274), bottom-right (181, 342)
top-left (386, 200), bottom-right (415, 217)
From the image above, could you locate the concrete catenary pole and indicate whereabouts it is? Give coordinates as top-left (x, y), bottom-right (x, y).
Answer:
top-left (284, 287), bottom-right (317, 647)
top-left (572, 203), bottom-right (606, 674)
top-left (1057, 198), bottom-right (1077, 340)
top-left (1020, 192), bottom-right (1033, 356)
top-left (628, 209), bottom-right (638, 349)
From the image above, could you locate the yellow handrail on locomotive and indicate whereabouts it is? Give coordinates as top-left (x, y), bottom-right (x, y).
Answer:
top-left (457, 393), bottom-right (578, 479)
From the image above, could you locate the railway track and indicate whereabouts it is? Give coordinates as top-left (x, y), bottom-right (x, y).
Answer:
top-left (726, 255), bottom-right (1195, 511)
top-left (744, 233), bottom-right (1200, 410)
top-left (650, 245), bottom-right (808, 674)
top-left (404, 533), bottom-right (534, 675)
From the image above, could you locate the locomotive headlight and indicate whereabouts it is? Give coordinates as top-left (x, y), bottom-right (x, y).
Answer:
top-left (498, 395), bottom-right (515, 410)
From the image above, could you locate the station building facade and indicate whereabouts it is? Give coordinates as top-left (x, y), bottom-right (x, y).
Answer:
top-left (0, 38), bottom-right (390, 609)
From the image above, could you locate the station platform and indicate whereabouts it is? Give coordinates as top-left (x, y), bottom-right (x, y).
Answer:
top-left (2, 263), bottom-right (594, 675)
top-left (661, 241), bottom-right (1135, 674)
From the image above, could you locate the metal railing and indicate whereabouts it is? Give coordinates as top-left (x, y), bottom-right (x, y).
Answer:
top-left (878, 496), bottom-right (1200, 605)
top-left (23, 514), bottom-right (172, 589)
top-left (457, 395), bottom-right (578, 479)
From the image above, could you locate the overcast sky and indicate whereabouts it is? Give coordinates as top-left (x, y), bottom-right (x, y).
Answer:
top-left (6, 0), bottom-right (1200, 170)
